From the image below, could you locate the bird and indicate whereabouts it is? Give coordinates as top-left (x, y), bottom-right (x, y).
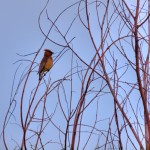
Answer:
top-left (38, 49), bottom-right (53, 80)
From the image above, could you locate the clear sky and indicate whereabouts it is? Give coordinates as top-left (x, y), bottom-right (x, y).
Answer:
top-left (0, 0), bottom-right (113, 149)
top-left (0, 0), bottom-right (49, 149)
top-left (0, 0), bottom-right (90, 149)
top-left (0, 0), bottom-right (148, 149)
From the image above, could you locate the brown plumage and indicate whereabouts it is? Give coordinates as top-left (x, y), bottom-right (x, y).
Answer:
top-left (38, 49), bottom-right (53, 80)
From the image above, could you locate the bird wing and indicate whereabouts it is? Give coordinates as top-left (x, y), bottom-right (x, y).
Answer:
top-left (38, 57), bottom-right (48, 74)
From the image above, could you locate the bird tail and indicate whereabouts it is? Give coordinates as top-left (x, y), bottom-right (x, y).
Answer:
top-left (39, 75), bottom-right (42, 81)
top-left (39, 72), bottom-right (43, 81)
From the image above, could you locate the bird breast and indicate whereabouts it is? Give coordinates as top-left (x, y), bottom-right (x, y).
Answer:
top-left (45, 57), bottom-right (53, 70)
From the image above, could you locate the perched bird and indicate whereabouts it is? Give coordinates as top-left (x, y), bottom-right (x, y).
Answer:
top-left (38, 49), bottom-right (53, 80)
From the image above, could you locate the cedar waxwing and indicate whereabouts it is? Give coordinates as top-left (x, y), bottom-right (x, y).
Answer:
top-left (38, 49), bottom-right (53, 80)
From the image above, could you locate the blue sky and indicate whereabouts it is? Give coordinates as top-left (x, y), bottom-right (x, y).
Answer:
top-left (0, 0), bottom-right (114, 149)
top-left (0, 0), bottom-right (48, 149)
top-left (0, 0), bottom-right (148, 149)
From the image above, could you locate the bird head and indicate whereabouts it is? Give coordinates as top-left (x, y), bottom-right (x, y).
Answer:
top-left (44, 49), bottom-right (53, 56)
